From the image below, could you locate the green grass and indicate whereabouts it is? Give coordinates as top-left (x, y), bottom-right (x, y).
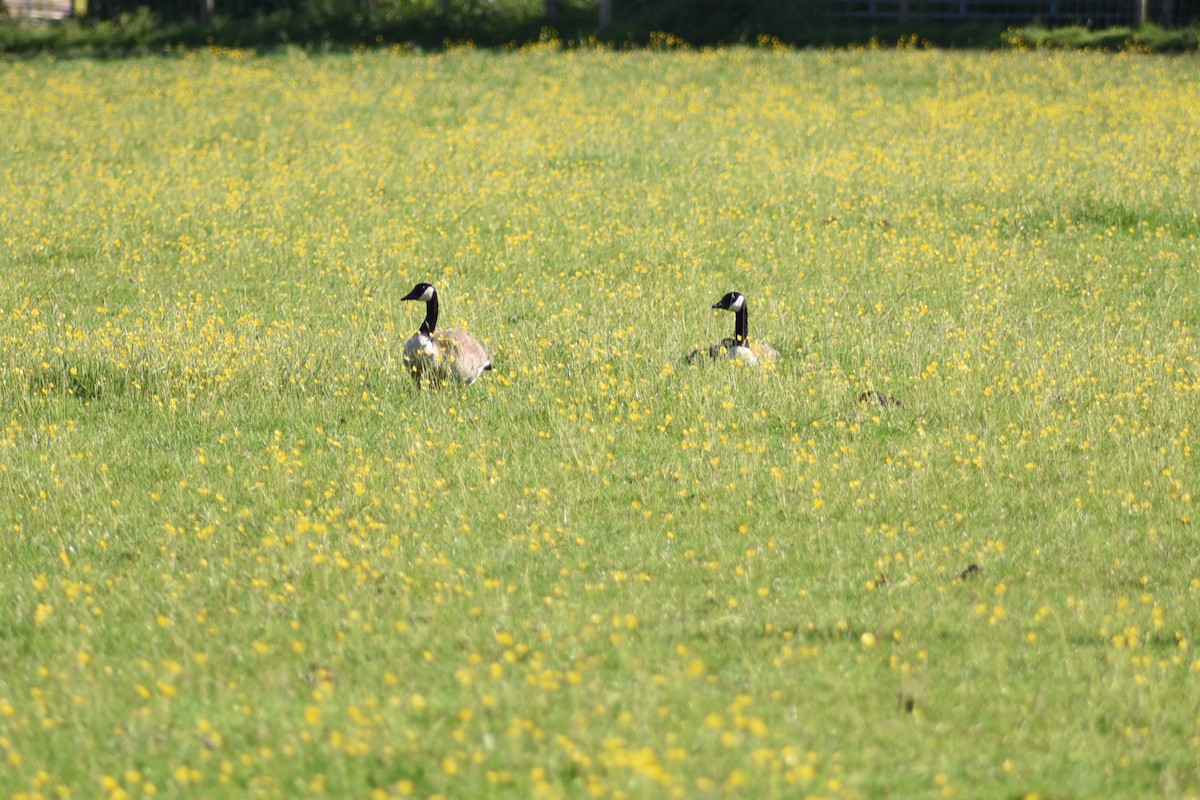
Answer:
top-left (2, 45), bottom-right (1199, 799)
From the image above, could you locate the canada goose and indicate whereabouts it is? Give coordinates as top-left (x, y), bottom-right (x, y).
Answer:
top-left (689, 291), bottom-right (779, 366)
top-left (400, 282), bottom-right (492, 387)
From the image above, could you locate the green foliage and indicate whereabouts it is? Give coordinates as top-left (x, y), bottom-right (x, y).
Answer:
top-left (1, 0), bottom-right (1198, 53)
top-left (1002, 20), bottom-right (1200, 51)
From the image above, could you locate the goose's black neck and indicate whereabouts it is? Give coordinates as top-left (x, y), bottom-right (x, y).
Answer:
top-left (733, 304), bottom-right (748, 346)
top-left (420, 294), bottom-right (439, 336)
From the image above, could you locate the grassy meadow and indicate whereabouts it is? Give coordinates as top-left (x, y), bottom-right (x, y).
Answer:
top-left (2, 44), bottom-right (1200, 798)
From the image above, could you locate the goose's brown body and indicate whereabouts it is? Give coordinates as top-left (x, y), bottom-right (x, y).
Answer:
top-left (404, 327), bottom-right (491, 386)
top-left (691, 337), bottom-right (780, 366)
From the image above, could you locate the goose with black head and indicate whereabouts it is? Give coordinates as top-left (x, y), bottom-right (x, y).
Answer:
top-left (400, 283), bottom-right (492, 387)
top-left (689, 291), bottom-right (779, 366)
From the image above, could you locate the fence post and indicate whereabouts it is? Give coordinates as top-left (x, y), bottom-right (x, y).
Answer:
top-left (1133, 0), bottom-right (1146, 25)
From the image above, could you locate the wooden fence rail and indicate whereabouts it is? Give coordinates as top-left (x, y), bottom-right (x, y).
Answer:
top-left (823, 0), bottom-right (1186, 26)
